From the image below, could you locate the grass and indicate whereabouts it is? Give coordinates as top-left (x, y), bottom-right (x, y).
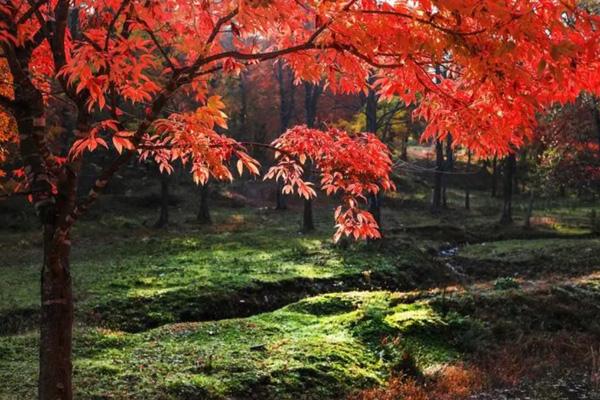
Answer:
top-left (0, 179), bottom-right (599, 399)
top-left (0, 207), bottom-right (444, 333)
top-left (459, 238), bottom-right (600, 264)
top-left (2, 274), bottom-right (599, 400)
top-left (0, 290), bottom-right (473, 400)
top-left (0, 292), bottom-right (450, 399)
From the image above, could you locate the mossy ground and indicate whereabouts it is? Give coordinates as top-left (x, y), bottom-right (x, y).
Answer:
top-left (2, 275), bottom-right (598, 399)
top-left (0, 179), bottom-right (598, 399)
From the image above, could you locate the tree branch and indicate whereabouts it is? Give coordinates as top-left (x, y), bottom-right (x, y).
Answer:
top-left (206, 8), bottom-right (238, 45)
top-left (104, 0), bottom-right (131, 51)
top-left (17, 0), bottom-right (49, 25)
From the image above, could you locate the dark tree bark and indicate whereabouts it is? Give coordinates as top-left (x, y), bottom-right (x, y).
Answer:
top-left (431, 138), bottom-right (444, 212)
top-left (400, 131), bottom-right (409, 161)
top-left (524, 189), bottom-right (535, 229)
top-left (465, 149), bottom-right (472, 210)
top-left (40, 225), bottom-right (74, 400)
top-left (491, 155), bottom-right (498, 198)
top-left (239, 74), bottom-right (249, 141)
top-left (274, 63), bottom-right (295, 210)
top-left (500, 153), bottom-right (516, 225)
top-left (442, 134), bottom-right (453, 208)
top-left (9, 38), bottom-right (79, 398)
top-left (275, 181), bottom-right (288, 210)
top-left (154, 173), bottom-right (169, 228)
top-left (363, 81), bottom-right (382, 232)
top-left (302, 82), bottom-right (323, 232)
top-left (197, 182), bottom-right (212, 225)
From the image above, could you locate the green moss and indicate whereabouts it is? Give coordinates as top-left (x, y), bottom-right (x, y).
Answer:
top-left (0, 292), bottom-right (462, 399)
top-left (460, 238), bottom-right (600, 262)
top-left (3, 276), bottom-right (600, 399)
top-left (0, 208), bottom-right (440, 333)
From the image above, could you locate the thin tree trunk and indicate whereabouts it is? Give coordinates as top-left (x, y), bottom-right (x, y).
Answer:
top-left (442, 134), bottom-right (453, 208)
top-left (275, 181), bottom-right (287, 210)
top-left (197, 182), bottom-right (212, 225)
top-left (465, 149), bottom-right (471, 210)
top-left (491, 155), bottom-right (498, 198)
top-left (513, 152), bottom-right (520, 195)
top-left (302, 82), bottom-right (322, 232)
top-left (524, 189), bottom-right (535, 229)
top-left (274, 63), bottom-right (295, 210)
top-left (400, 131), bottom-right (409, 161)
top-left (363, 80), bottom-right (383, 235)
top-left (431, 138), bottom-right (444, 211)
top-left (154, 173), bottom-right (169, 228)
top-left (368, 193), bottom-right (382, 227)
top-left (303, 198), bottom-right (315, 232)
top-left (500, 153), bottom-right (516, 225)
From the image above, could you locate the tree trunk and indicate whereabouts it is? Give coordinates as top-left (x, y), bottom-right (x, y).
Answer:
top-left (11, 59), bottom-right (76, 400)
top-left (491, 155), bottom-right (498, 197)
top-left (465, 149), bottom-right (471, 210)
top-left (197, 182), bottom-right (212, 225)
top-left (274, 63), bottom-right (295, 210)
top-left (303, 198), bottom-right (315, 232)
top-left (39, 224), bottom-right (74, 400)
top-left (302, 83), bottom-right (323, 232)
top-left (524, 189), bottom-right (535, 229)
top-left (442, 134), bottom-right (453, 208)
top-left (364, 81), bottom-right (382, 234)
top-left (154, 173), bottom-right (169, 228)
top-left (368, 193), bottom-right (382, 228)
top-left (500, 153), bottom-right (516, 225)
top-left (275, 181), bottom-right (287, 210)
top-left (513, 152), bottom-right (520, 195)
top-left (400, 131), bottom-right (409, 161)
top-left (431, 138), bottom-right (444, 211)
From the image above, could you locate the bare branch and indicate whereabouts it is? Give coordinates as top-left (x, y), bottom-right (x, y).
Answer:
top-left (206, 8), bottom-right (238, 45)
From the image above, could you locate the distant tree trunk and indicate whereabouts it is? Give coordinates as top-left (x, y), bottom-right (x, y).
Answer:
top-left (274, 63), bottom-right (295, 210)
top-left (465, 149), bottom-right (472, 210)
top-left (275, 181), bottom-right (287, 210)
top-left (491, 155), bottom-right (498, 197)
top-left (513, 152), bottom-right (521, 195)
top-left (238, 73), bottom-right (250, 142)
top-left (442, 134), bottom-right (453, 208)
top-left (154, 173), bottom-right (169, 228)
top-left (368, 193), bottom-right (382, 227)
top-left (524, 189), bottom-right (535, 229)
top-left (363, 80), bottom-right (382, 232)
top-left (302, 82), bottom-right (323, 232)
top-left (400, 131), bottom-right (409, 161)
top-left (302, 195), bottom-right (315, 232)
top-left (431, 138), bottom-right (444, 212)
top-left (500, 153), bottom-right (516, 225)
top-left (197, 182), bottom-right (212, 225)
top-left (559, 185), bottom-right (566, 197)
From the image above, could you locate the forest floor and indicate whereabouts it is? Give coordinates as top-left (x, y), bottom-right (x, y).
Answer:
top-left (0, 176), bottom-right (599, 400)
